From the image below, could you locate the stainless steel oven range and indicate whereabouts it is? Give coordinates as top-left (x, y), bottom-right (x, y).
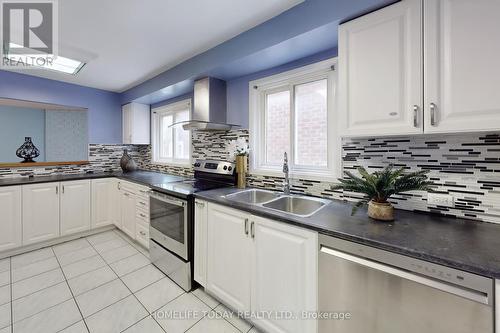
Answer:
top-left (149, 159), bottom-right (236, 291)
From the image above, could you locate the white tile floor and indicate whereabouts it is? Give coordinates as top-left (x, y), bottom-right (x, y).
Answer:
top-left (0, 229), bottom-right (260, 333)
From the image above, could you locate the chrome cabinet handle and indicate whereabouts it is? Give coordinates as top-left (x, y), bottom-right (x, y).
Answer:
top-left (244, 218), bottom-right (249, 235)
top-left (55, 186), bottom-right (58, 195)
top-left (413, 105), bottom-right (419, 127)
top-left (62, 185), bottom-right (65, 194)
top-left (195, 201), bottom-right (205, 208)
top-left (124, 192), bottom-right (130, 197)
top-left (250, 221), bottom-right (255, 239)
top-left (139, 213), bottom-right (146, 218)
top-left (139, 231), bottom-right (146, 236)
top-left (117, 182), bottom-right (121, 190)
top-left (139, 201), bottom-right (146, 206)
top-left (430, 103), bottom-right (437, 126)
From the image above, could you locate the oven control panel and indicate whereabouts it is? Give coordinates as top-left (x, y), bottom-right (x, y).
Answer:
top-left (193, 159), bottom-right (235, 175)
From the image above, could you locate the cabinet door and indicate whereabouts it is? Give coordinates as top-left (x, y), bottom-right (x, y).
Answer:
top-left (22, 183), bottom-right (60, 245)
top-left (339, 0), bottom-right (422, 136)
top-left (120, 191), bottom-right (136, 238)
top-left (122, 104), bottom-right (132, 144)
top-left (113, 180), bottom-right (123, 228)
top-left (0, 186), bottom-right (22, 251)
top-left (251, 216), bottom-right (318, 333)
top-left (424, 0), bottom-right (500, 133)
top-left (91, 178), bottom-right (114, 229)
top-left (194, 200), bottom-right (208, 287)
top-left (496, 279), bottom-right (500, 333)
top-left (61, 180), bottom-right (91, 236)
top-left (122, 103), bottom-right (150, 144)
top-left (206, 203), bottom-right (252, 312)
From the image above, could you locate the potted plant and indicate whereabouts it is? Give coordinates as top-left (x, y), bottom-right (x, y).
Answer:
top-left (227, 138), bottom-right (250, 189)
top-left (331, 165), bottom-right (433, 221)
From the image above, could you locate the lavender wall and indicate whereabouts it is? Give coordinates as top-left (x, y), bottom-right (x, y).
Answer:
top-left (226, 47), bottom-right (338, 128)
top-left (150, 47), bottom-right (338, 128)
top-left (0, 70), bottom-right (122, 144)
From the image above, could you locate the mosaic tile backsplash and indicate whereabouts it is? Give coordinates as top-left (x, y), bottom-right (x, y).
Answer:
top-left (1, 129), bottom-right (499, 224)
top-left (0, 144), bottom-right (144, 178)
top-left (184, 130), bottom-right (500, 224)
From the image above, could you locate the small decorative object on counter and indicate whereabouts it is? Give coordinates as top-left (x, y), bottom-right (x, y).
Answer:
top-left (227, 137), bottom-right (250, 189)
top-left (331, 165), bottom-right (433, 221)
top-left (120, 149), bottom-right (137, 172)
top-left (16, 137), bottom-right (40, 163)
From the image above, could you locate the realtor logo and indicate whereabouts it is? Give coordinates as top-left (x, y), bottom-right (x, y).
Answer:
top-left (1, 0), bottom-right (58, 68)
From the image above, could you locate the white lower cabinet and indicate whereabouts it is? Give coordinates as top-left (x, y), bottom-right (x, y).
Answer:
top-left (206, 203), bottom-right (252, 313)
top-left (251, 215), bottom-right (318, 333)
top-left (60, 180), bottom-right (91, 236)
top-left (22, 183), bottom-right (60, 245)
top-left (91, 178), bottom-right (115, 228)
top-left (194, 199), bottom-right (208, 287)
top-left (496, 280), bottom-right (500, 333)
top-left (204, 202), bottom-right (318, 333)
top-left (113, 180), bottom-right (123, 229)
top-left (0, 186), bottom-right (22, 251)
top-left (120, 190), bottom-right (137, 239)
top-left (0, 178), bottom-right (149, 254)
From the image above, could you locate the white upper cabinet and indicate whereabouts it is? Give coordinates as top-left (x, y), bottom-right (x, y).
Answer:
top-left (22, 183), bottom-right (60, 245)
top-left (91, 178), bottom-right (114, 229)
top-left (0, 186), bottom-right (22, 251)
top-left (340, 0), bottom-right (500, 136)
top-left (122, 102), bottom-right (150, 144)
top-left (339, 0), bottom-right (423, 136)
top-left (424, 0), bottom-right (500, 133)
top-left (60, 180), bottom-right (91, 236)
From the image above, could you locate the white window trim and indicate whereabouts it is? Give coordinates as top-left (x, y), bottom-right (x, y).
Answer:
top-left (151, 99), bottom-right (192, 166)
top-left (249, 58), bottom-right (341, 182)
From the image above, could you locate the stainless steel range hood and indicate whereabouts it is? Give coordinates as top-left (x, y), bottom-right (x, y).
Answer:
top-left (172, 77), bottom-right (239, 131)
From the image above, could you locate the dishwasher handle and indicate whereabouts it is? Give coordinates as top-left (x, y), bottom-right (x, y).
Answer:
top-left (320, 245), bottom-right (492, 306)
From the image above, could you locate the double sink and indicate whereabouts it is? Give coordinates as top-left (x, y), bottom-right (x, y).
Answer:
top-left (223, 189), bottom-right (330, 217)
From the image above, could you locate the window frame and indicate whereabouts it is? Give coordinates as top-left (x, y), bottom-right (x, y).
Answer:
top-left (249, 58), bottom-right (341, 181)
top-left (151, 99), bottom-right (192, 166)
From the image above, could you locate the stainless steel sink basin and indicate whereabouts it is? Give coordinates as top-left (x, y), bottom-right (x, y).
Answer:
top-left (262, 195), bottom-right (328, 217)
top-left (224, 189), bottom-right (281, 204)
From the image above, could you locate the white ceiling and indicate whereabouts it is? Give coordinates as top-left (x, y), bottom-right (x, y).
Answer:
top-left (3, 0), bottom-right (302, 92)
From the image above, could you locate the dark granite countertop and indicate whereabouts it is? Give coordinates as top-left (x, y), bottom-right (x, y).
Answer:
top-left (0, 170), bottom-right (186, 190)
top-left (195, 187), bottom-right (500, 279)
top-left (4, 172), bottom-right (500, 279)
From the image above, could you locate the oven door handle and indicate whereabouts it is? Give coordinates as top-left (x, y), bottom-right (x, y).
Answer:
top-left (150, 192), bottom-right (186, 207)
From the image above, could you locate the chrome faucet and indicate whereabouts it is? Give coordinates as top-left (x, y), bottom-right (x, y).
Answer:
top-left (283, 152), bottom-right (290, 195)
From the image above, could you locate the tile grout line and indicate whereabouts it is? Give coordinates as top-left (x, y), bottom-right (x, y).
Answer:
top-left (10, 267), bottom-right (63, 299)
top-left (85, 234), bottom-right (162, 333)
top-left (109, 231), bottom-right (195, 332)
top-left (49, 246), bottom-right (91, 333)
top-left (87, 236), bottom-right (167, 333)
top-left (112, 230), bottom-right (230, 332)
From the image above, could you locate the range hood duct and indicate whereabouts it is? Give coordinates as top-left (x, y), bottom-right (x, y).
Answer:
top-left (171, 77), bottom-right (239, 131)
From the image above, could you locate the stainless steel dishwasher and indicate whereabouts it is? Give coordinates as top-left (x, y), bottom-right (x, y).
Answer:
top-left (319, 235), bottom-right (494, 333)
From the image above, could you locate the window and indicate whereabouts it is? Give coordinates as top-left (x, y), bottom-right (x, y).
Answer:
top-left (249, 59), bottom-right (340, 180)
top-left (152, 99), bottom-right (191, 165)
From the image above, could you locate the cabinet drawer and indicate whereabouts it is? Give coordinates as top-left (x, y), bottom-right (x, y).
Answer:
top-left (136, 197), bottom-right (149, 210)
top-left (121, 181), bottom-right (150, 199)
top-left (136, 209), bottom-right (149, 223)
top-left (135, 221), bottom-right (149, 248)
